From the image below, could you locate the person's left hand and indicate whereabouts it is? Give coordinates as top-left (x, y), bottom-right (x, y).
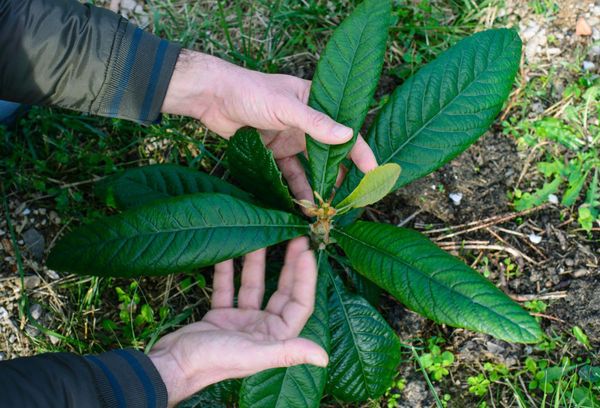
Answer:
top-left (148, 237), bottom-right (328, 407)
top-left (161, 50), bottom-right (377, 202)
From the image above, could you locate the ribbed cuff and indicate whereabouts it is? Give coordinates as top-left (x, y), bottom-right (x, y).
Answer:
top-left (85, 349), bottom-right (168, 408)
top-left (94, 18), bottom-right (181, 125)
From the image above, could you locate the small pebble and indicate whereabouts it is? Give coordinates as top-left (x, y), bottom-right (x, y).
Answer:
top-left (576, 17), bottom-right (593, 36)
top-left (548, 194), bottom-right (559, 204)
top-left (30, 303), bottom-right (42, 320)
top-left (48, 334), bottom-right (60, 345)
top-left (0, 307), bottom-right (8, 320)
top-left (21, 208), bottom-right (31, 216)
top-left (22, 275), bottom-right (41, 289)
top-left (528, 233), bottom-right (542, 244)
top-left (583, 61), bottom-right (596, 71)
top-left (25, 324), bottom-right (40, 337)
top-left (521, 24), bottom-right (540, 41)
top-left (449, 192), bottom-right (463, 206)
top-left (45, 268), bottom-right (60, 280)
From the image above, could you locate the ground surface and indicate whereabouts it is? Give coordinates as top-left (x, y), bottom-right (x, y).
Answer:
top-left (1, 0), bottom-right (599, 407)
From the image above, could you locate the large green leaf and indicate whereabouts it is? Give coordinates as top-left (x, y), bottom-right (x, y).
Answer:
top-left (97, 164), bottom-right (252, 209)
top-left (330, 255), bottom-right (381, 306)
top-left (334, 222), bottom-right (542, 343)
top-left (47, 194), bottom-right (307, 277)
top-left (337, 29), bottom-right (522, 201)
top-left (227, 128), bottom-right (295, 212)
top-left (238, 252), bottom-right (330, 408)
top-left (335, 163), bottom-right (400, 214)
top-left (179, 380), bottom-right (241, 407)
top-left (306, 0), bottom-right (391, 200)
top-left (326, 272), bottom-right (400, 401)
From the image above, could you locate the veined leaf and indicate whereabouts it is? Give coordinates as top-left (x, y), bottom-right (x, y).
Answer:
top-left (337, 29), bottom-right (522, 202)
top-left (336, 163), bottom-right (401, 214)
top-left (334, 222), bottom-right (542, 343)
top-left (326, 272), bottom-right (400, 401)
top-left (306, 0), bottom-right (391, 200)
top-left (238, 252), bottom-right (330, 408)
top-left (179, 380), bottom-right (241, 408)
top-left (330, 255), bottom-right (381, 306)
top-left (47, 194), bottom-right (308, 277)
top-left (97, 164), bottom-right (252, 209)
top-left (227, 128), bottom-right (295, 212)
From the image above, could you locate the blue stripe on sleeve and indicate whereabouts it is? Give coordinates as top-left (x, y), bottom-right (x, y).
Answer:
top-left (109, 27), bottom-right (143, 116)
top-left (140, 39), bottom-right (168, 121)
top-left (114, 349), bottom-right (157, 408)
top-left (86, 355), bottom-right (126, 408)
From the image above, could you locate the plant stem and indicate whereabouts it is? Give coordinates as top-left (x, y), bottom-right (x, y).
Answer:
top-left (411, 345), bottom-right (444, 408)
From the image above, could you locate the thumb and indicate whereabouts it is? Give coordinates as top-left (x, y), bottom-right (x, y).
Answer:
top-left (279, 99), bottom-right (353, 144)
top-left (261, 338), bottom-right (329, 370)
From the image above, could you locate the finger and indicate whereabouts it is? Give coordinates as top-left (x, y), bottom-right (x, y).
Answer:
top-left (212, 260), bottom-right (235, 309)
top-left (279, 249), bottom-right (317, 335)
top-left (259, 129), bottom-right (277, 147)
top-left (266, 237), bottom-right (310, 315)
top-left (277, 157), bottom-right (313, 204)
top-left (237, 249), bottom-right (267, 310)
top-left (246, 338), bottom-right (328, 373)
top-left (193, 338), bottom-right (327, 388)
top-left (276, 98), bottom-right (352, 144)
top-left (264, 128), bottom-right (305, 159)
top-left (349, 134), bottom-right (378, 173)
top-left (291, 77), bottom-right (311, 104)
top-left (335, 164), bottom-right (348, 189)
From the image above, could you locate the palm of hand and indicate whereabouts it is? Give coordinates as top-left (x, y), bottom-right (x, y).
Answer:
top-left (149, 238), bottom-right (327, 406)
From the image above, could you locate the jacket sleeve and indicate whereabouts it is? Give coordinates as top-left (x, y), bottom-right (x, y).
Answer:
top-left (0, 0), bottom-right (181, 124)
top-left (0, 349), bottom-right (168, 408)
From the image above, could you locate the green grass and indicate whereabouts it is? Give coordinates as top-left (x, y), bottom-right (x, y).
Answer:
top-left (503, 55), bottom-right (600, 232)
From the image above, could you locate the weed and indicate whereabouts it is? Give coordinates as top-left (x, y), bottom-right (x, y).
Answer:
top-left (419, 337), bottom-right (456, 382)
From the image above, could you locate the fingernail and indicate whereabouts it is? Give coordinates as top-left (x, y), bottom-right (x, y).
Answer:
top-left (308, 354), bottom-right (328, 367)
top-left (333, 125), bottom-right (352, 140)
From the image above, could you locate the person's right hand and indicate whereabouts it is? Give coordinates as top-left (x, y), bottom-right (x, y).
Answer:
top-left (148, 237), bottom-right (327, 407)
top-left (161, 50), bottom-right (377, 202)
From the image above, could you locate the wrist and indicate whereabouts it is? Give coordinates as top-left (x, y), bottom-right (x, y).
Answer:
top-left (148, 347), bottom-right (191, 407)
top-left (161, 50), bottom-right (232, 120)
top-left (148, 345), bottom-right (218, 407)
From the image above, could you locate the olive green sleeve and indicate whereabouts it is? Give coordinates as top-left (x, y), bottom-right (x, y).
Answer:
top-left (0, 0), bottom-right (181, 124)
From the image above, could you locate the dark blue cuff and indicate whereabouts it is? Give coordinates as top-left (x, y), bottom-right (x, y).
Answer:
top-left (93, 18), bottom-right (181, 125)
top-left (85, 349), bottom-right (168, 408)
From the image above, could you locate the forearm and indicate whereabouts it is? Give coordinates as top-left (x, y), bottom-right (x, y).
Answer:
top-left (0, 0), bottom-right (180, 124)
top-left (0, 349), bottom-right (167, 408)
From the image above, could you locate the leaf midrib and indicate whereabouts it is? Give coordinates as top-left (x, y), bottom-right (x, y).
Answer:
top-left (333, 226), bottom-right (537, 340)
top-left (380, 32), bottom-right (519, 166)
top-left (77, 223), bottom-right (309, 250)
top-left (327, 270), bottom-right (371, 397)
top-left (313, 10), bottom-right (371, 197)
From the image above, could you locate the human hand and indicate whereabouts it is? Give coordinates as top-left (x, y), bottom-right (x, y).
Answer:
top-left (161, 50), bottom-right (377, 201)
top-left (148, 237), bottom-right (327, 407)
